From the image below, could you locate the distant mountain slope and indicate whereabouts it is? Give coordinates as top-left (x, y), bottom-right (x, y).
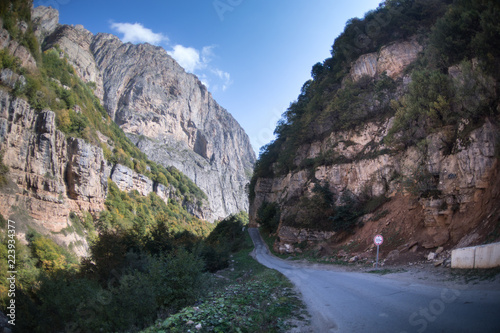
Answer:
top-left (40, 14), bottom-right (255, 221)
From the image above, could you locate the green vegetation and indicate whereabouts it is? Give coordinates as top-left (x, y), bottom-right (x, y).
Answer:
top-left (0, 152), bottom-right (8, 187)
top-left (99, 181), bottom-right (211, 237)
top-left (201, 212), bottom-right (248, 272)
top-left (386, 60), bottom-right (497, 148)
top-left (256, 201), bottom-right (281, 234)
top-left (397, 164), bottom-right (442, 198)
top-left (274, 182), bottom-right (388, 233)
top-left (0, 0), bottom-right (41, 62)
top-left (0, 230), bottom-right (77, 309)
top-left (1, 213), bottom-right (258, 333)
top-left (141, 231), bottom-right (308, 333)
top-left (429, 0), bottom-right (500, 69)
top-left (0, 49), bottom-right (22, 73)
top-left (282, 183), bottom-right (336, 231)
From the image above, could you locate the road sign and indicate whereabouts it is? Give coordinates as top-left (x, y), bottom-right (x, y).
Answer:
top-left (374, 234), bottom-right (383, 268)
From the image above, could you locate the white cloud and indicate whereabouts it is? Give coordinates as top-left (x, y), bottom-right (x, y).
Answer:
top-left (168, 45), bottom-right (202, 73)
top-left (110, 22), bottom-right (167, 45)
top-left (211, 69), bottom-right (232, 91)
top-left (201, 45), bottom-right (216, 64)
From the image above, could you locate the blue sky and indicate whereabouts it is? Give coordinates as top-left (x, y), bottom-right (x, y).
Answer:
top-left (34, 0), bottom-right (382, 155)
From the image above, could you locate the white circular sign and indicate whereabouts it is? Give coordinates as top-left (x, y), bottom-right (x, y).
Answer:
top-left (374, 234), bottom-right (384, 246)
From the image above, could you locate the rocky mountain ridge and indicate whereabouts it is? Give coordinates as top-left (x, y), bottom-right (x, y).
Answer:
top-left (38, 7), bottom-right (255, 221)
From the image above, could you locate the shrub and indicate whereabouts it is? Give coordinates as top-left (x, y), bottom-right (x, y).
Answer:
top-left (201, 213), bottom-right (248, 272)
top-left (387, 69), bottom-right (453, 146)
top-left (151, 250), bottom-right (204, 310)
top-left (29, 234), bottom-right (78, 272)
top-left (0, 152), bottom-right (9, 187)
top-left (329, 192), bottom-right (362, 232)
top-left (257, 201), bottom-right (281, 234)
top-left (429, 0), bottom-right (500, 69)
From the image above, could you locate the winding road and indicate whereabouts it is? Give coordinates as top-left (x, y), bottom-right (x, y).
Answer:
top-left (248, 228), bottom-right (500, 333)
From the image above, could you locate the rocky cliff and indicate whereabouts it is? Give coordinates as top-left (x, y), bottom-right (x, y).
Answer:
top-left (0, 4), bottom-right (255, 257)
top-left (250, 31), bottom-right (500, 259)
top-left (251, 114), bottom-right (500, 253)
top-left (0, 89), bottom-right (106, 256)
top-left (38, 7), bottom-right (255, 221)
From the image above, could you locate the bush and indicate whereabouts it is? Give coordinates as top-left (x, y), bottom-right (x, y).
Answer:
top-left (429, 0), bottom-right (500, 69)
top-left (0, 152), bottom-right (8, 187)
top-left (329, 192), bottom-right (362, 232)
top-left (257, 201), bottom-right (281, 234)
top-left (386, 69), bottom-right (453, 146)
top-left (201, 213), bottom-right (248, 272)
top-left (29, 234), bottom-right (78, 272)
top-left (0, 49), bottom-right (21, 71)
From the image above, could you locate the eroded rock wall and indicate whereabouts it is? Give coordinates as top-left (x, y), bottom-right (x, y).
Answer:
top-left (251, 117), bottom-right (499, 253)
top-left (0, 90), bottom-right (107, 256)
top-left (251, 40), bottom-right (499, 253)
top-left (0, 89), bottom-right (211, 255)
top-left (349, 37), bottom-right (423, 81)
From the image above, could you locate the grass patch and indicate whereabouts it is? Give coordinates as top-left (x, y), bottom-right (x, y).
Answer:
top-left (141, 232), bottom-right (309, 333)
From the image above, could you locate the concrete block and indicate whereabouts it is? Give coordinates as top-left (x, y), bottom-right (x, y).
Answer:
top-left (451, 247), bottom-right (475, 269)
top-left (474, 243), bottom-right (500, 269)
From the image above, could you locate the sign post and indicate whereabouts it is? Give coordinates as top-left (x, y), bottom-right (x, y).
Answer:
top-left (373, 234), bottom-right (384, 268)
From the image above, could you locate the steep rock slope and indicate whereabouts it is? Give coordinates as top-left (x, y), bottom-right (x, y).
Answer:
top-left (0, 86), bottom-right (210, 254)
top-left (249, 0), bottom-right (500, 257)
top-left (251, 115), bottom-right (500, 253)
top-left (41, 10), bottom-right (255, 221)
top-left (0, 90), bottom-right (107, 256)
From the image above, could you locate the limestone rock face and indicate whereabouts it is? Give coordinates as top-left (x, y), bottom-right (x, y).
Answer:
top-left (0, 18), bottom-right (37, 72)
top-left (251, 36), bottom-right (500, 253)
top-left (40, 17), bottom-right (255, 222)
top-left (350, 37), bottom-right (423, 81)
top-left (0, 91), bottom-right (206, 254)
top-left (0, 91), bottom-right (107, 256)
top-left (110, 164), bottom-right (153, 197)
top-left (250, 52), bottom-right (499, 252)
top-left (66, 137), bottom-right (110, 202)
top-left (31, 5), bottom-right (59, 43)
top-left (43, 24), bottom-right (105, 101)
top-left (88, 34), bottom-right (255, 220)
top-left (251, 118), bottom-right (499, 252)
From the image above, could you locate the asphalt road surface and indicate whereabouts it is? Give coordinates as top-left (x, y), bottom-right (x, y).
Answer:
top-left (248, 228), bottom-right (500, 333)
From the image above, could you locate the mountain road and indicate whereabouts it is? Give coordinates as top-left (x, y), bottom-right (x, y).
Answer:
top-left (248, 228), bottom-right (500, 333)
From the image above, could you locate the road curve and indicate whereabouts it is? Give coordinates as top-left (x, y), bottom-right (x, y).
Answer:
top-left (248, 228), bottom-right (500, 333)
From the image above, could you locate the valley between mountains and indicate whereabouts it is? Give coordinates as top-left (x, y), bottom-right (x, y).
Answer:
top-left (1, 0), bottom-right (500, 332)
